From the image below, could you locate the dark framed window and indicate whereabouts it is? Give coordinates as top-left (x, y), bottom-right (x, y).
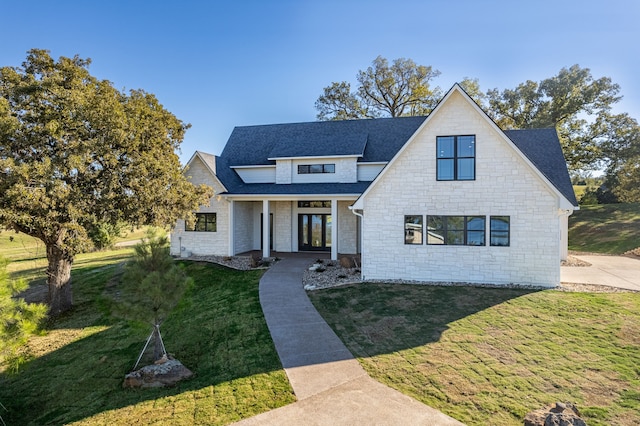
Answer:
top-left (298, 164), bottom-right (335, 174)
top-left (490, 216), bottom-right (510, 246)
top-left (426, 215), bottom-right (485, 246)
top-left (437, 135), bottom-right (476, 181)
top-left (404, 215), bottom-right (423, 245)
top-left (187, 213), bottom-right (217, 232)
top-left (298, 201), bottom-right (332, 208)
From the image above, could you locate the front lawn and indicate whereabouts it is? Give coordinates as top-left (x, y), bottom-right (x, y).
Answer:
top-left (0, 253), bottom-right (295, 425)
top-left (310, 283), bottom-right (640, 426)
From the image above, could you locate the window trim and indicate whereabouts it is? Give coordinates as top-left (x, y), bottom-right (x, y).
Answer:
top-left (436, 135), bottom-right (476, 181)
top-left (187, 212), bottom-right (217, 232)
top-left (490, 216), bottom-right (510, 247)
top-left (426, 215), bottom-right (485, 246)
top-left (404, 215), bottom-right (423, 245)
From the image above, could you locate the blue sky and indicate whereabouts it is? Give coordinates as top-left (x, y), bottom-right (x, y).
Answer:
top-left (2, 0), bottom-right (639, 163)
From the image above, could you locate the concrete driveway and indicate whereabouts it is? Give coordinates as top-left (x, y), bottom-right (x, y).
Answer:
top-left (561, 254), bottom-right (640, 291)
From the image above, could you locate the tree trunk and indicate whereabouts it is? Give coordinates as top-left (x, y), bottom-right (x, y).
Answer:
top-left (46, 243), bottom-right (74, 316)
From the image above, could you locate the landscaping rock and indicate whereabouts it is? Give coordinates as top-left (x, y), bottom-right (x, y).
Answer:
top-left (524, 402), bottom-right (586, 426)
top-left (123, 357), bottom-right (193, 389)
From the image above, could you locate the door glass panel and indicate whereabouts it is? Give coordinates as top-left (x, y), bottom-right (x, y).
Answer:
top-left (325, 215), bottom-right (332, 247)
top-left (301, 215), bottom-right (309, 246)
top-left (311, 215), bottom-right (323, 248)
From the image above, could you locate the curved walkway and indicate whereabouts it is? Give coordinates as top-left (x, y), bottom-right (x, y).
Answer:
top-left (561, 254), bottom-right (640, 291)
top-left (235, 257), bottom-right (463, 425)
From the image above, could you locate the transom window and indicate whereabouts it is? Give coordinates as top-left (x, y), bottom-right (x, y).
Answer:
top-left (187, 213), bottom-right (217, 232)
top-left (404, 215), bottom-right (423, 245)
top-left (298, 164), bottom-right (335, 174)
top-left (437, 135), bottom-right (476, 181)
top-left (298, 201), bottom-right (332, 208)
top-left (490, 216), bottom-right (510, 246)
top-left (427, 215), bottom-right (485, 245)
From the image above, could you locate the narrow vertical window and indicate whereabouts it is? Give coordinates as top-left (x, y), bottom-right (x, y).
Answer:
top-left (490, 216), bottom-right (510, 246)
top-left (404, 215), bottom-right (423, 245)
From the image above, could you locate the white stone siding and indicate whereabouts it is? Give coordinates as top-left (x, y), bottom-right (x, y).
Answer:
top-left (338, 201), bottom-right (358, 254)
top-left (233, 201), bottom-right (254, 254)
top-left (290, 157), bottom-right (358, 183)
top-left (274, 201), bottom-right (293, 252)
top-left (361, 91), bottom-right (561, 286)
top-left (275, 160), bottom-right (292, 184)
top-left (170, 156), bottom-right (229, 256)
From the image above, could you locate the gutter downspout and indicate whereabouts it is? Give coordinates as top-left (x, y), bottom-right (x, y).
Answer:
top-left (349, 206), bottom-right (364, 280)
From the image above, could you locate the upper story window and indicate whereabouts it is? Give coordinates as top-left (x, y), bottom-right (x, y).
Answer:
top-left (298, 201), bottom-right (331, 208)
top-left (187, 213), bottom-right (217, 232)
top-left (298, 164), bottom-right (335, 174)
top-left (437, 135), bottom-right (475, 181)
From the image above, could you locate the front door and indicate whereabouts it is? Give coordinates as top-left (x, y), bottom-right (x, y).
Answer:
top-left (298, 214), bottom-right (332, 251)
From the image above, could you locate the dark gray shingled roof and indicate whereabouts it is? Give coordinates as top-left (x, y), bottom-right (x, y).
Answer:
top-left (214, 117), bottom-right (577, 206)
top-left (504, 129), bottom-right (578, 206)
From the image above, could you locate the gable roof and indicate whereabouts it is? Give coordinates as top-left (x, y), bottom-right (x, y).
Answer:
top-left (351, 84), bottom-right (578, 209)
top-left (504, 129), bottom-right (578, 206)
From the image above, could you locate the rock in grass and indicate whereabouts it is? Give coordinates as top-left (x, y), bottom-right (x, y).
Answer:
top-left (524, 402), bottom-right (586, 426)
top-left (123, 358), bottom-right (193, 389)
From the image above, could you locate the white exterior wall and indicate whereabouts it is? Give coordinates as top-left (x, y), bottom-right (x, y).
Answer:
top-left (338, 201), bottom-right (358, 254)
top-left (170, 155), bottom-right (229, 256)
top-left (357, 163), bottom-right (386, 181)
top-left (233, 166), bottom-right (276, 183)
top-left (234, 201), bottom-right (255, 254)
top-left (275, 160), bottom-right (292, 184)
top-left (274, 201), bottom-right (293, 252)
top-left (290, 157), bottom-right (358, 183)
top-left (360, 91), bottom-right (561, 287)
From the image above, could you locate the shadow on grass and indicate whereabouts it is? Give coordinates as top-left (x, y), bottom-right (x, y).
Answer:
top-left (309, 283), bottom-right (541, 357)
top-left (0, 261), bottom-right (294, 425)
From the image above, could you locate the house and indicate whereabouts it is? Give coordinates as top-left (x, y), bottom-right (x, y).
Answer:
top-left (171, 84), bottom-right (578, 287)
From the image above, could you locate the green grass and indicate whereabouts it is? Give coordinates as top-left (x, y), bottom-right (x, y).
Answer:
top-left (310, 283), bottom-right (640, 426)
top-left (0, 253), bottom-right (295, 425)
top-left (568, 203), bottom-right (640, 254)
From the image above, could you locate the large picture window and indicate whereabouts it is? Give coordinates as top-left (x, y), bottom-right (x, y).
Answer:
top-left (490, 216), bottom-right (510, 246)
top-left (427, 215), bottom-right (485, 246)
top-left (404, 215), bottom-right (423, 245)
top-left (187, 213), bottom-right (217, 232)
top-left (437, 135), bottom-right (476, 181)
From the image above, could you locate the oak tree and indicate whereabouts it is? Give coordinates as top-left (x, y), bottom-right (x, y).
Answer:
top-left (0, 49), bottom-right (212, 316)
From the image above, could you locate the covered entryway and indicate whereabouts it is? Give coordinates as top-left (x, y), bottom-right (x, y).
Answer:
top-left (298, 214), bottom-right (332, 251)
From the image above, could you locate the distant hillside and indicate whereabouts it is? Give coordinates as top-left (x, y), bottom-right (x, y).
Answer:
top-left (568, 203), bottom-right (640, 254)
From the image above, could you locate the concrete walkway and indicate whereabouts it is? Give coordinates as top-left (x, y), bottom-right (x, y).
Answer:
top-left (561, 254), bottom-right (640, 291)
top-left (235, 257), bottom-right (463, 425)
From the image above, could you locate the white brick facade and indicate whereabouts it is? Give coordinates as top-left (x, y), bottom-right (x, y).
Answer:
top-left (358, 91), bottom-right (562, 286)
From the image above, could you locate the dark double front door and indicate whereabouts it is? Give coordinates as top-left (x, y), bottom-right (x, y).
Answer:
top-left (298, 214), bottom-right (332, 251)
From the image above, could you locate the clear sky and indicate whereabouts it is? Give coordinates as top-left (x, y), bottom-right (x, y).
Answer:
top-left (2, 0), bottom-right (639, 163)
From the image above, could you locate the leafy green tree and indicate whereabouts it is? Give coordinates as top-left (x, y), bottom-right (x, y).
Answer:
top-left (0, 257), bottom-right (47, 372)
top-left (0, 49), bottom-right (213, 316)
top-left (316, 56), bottom-right (442, 120)
top-left (486, 65), bottom-right (622, 171)
top-left (117, 230), bottom-right (192, 362)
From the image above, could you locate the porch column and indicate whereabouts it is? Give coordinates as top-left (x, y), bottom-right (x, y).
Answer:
top-left (262, 200), bottom-right (270, 258)
top-left (228, 199), bottom-right (235, 256)
top-left (331, 199), bottom-right (338, 261)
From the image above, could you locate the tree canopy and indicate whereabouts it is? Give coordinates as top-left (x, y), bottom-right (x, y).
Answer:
top-left (0, 49), bottom-right (213, 315)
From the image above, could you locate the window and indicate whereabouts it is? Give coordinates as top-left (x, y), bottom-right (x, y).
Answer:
top-left (437, 135), bottom-right (476, 180)
top-left (490, 216), bottom-right (510, 246)
top-left (298, 201), bottom-right (331, 208)
top-left (187, 213), bottom-right (217, 232)
top-left (404, 215), bottom-right (423, 245)
top-left (427, 215), bottom-right (485, 246)
top-left (298, 164), bottom-right (335, 174)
